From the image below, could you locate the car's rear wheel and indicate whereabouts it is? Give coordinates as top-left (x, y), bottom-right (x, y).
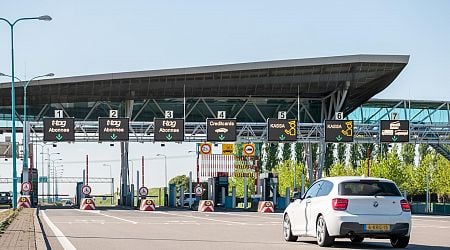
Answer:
top-left (316, 215), bottom-right (335, 247)
top-left (390, 236), bottom-right (410, 248)
top-left (350, 236), bottom-right (364, 243)
top-left (283, 214), bottom-right (298, 242)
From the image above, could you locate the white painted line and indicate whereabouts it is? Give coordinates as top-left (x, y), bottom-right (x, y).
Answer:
top-left (212, 211), bottom-right (282, 220)
top-left (413, 215), bottom-right (450, 220)
top-left (41, 211), bottom-right (76, 250)
top-left (162, 211), bottom-right (247, 225)
top-left (97, 211), bottom-right (138, 224)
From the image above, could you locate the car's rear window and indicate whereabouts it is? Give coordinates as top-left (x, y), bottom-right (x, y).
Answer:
top-left (339, 181), bottom-right (401, 196)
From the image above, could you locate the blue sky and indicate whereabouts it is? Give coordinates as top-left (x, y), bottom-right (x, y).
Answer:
top-left (1, 1), bottom-right (450, 195)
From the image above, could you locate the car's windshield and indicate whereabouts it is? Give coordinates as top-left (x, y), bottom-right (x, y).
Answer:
top-left (339, 181), bottom-right (401, 196)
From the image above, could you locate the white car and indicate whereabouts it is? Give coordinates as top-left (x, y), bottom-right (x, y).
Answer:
top-left (283, 176), bottom-right (411, 248)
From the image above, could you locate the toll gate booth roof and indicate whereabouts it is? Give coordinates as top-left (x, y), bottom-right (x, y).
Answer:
top-left (0, 54), bottom-right (408, 117)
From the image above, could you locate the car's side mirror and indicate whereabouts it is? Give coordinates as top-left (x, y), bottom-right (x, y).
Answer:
top-left (291, 191), bottom-right (302, 202)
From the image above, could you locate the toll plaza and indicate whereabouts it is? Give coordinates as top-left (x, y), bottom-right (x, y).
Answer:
top-left (0, 54), bottom-right (450, 212)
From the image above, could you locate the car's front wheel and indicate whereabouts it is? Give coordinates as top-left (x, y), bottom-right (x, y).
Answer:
top-left (390, 236), bottom-right (410, 248)
top-left (283, 214), bottom-right (298, 242)
top-left (316, 215), bottom-right (335, 247)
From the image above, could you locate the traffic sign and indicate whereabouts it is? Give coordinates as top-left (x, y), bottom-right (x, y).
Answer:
top-left (139, 186), bottom-right (149, 197)
top-left (98, 117), bottom-right (129, 141)
top-left (195, 184), bottom-right (203, 197)
top-left (380, 120), bottom-right (409, 143)
top-left (206, 119), bottom-right (236, 142)
top-left (43, 118), bottom-right (75, 142)
top-left (154, 118), bottom-right (184, 142)
top-left (81, 185), bottom-right (92, 195)
top-left (222, 144), bottom-right (234, 155)
top-left (21, 182), bottom-right (31, 192)
top-left (200, 143), bottom-right (212, 155)
top-left (325, 120), bottom-right (354, 142)
top-left (267, 119), bottom-right (297, 142)
top-left (243, 143), bottom-right (255, 156)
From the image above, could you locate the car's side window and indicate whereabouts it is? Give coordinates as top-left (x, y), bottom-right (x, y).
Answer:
top-left (304, 181), bottom-right (322, 199)
top-left (316, 181), bottom-right (333, 197)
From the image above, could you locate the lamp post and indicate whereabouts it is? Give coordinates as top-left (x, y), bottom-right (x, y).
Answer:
top-left (45, 158), bottom-right (61, 203)
top-left (42, 151), bottom-right (59, 203)
top-left (156, 154), bottom-right (168, 191)
top-left (0, 73), bottom-right (54, 183)
top-left (0, 15), bottom-right (52, 208)
top-left (103, 164), bottom-right (114, 204)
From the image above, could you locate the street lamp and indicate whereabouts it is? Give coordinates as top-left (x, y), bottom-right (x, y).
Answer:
top-left (42, 151), bottom-right (59, 202)
top-left (45, 158), bottom-right (62, 203)
top-left (0, 15), bottom-right (52, 208)
top-left (103, 164), bottom-right (114, 205)
top-left (156, 154), bottom-right (168, 192)
top-left (0, 73), bottom-right (55, 184)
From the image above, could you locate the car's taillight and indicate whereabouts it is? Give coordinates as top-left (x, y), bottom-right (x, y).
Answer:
top-left (332, 198), bottom-right (348, 211)
top-left (400, 199), bottom-right (411, 212)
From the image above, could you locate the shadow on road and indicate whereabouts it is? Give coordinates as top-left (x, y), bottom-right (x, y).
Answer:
top-left (298, 239), bottom-right (450, 249)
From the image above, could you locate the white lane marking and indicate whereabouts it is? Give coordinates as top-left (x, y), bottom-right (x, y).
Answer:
top-left (158, 211), bottom-right (247, 225)
top-left (79, 210), bottom-right (138, 224)
top-left (212, 211), bottom-right (282, 220)
top-left (413, 215), bottom-right (450, 220)
top-left (41, 211), bottom-right (77, 250)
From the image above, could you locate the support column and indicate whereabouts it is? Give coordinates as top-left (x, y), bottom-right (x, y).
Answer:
top-left (120, 100), bottom-right (134, 206)
top-left (306, 143), bottom-right (314, 184)
top-left (317, 139), bottom-right (326, 179)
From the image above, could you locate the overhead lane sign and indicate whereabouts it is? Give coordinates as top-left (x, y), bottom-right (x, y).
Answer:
top-left (206, 119), bottom-right (237, 142)
top-left (98, 117), bottom-right (129, 142)
top-left (380, 120), bottom-right (409, 143)
top-left (154, 118), bottom-right (184, 142)
top-left (325, 120), bottom-right (354, 143)
top-left (267, 119), bottom-right (297, 142)
top-left (43, 118), bottom-right (75, 142)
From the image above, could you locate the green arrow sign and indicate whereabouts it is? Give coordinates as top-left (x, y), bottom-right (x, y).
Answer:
top-left (336, 135), bottom-right (343, 142)
top-left (279, 134), bottom-right (286, 141)
top-left (55, 133), bottom-right (63, 141)
top-left (392, 136), bottom-right (398, 142)
top-left (218, 134), bottom-right (225, 141)
top-left (165, 133), bottom-right (173, 141)
top-left (111, 133), bottom-right (118, 140)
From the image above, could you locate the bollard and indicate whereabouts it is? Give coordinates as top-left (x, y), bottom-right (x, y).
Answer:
top-left (198, 200), bottom-right (214, 212)
top-left (180, 187), bottom-right (184, 207)
top-left (244, 177), bottom-right (248, 209)
top-left (285, 187), bottom-right (290, 205)
top-left (221, 187), bottom-right (225, 206)
top-left (232, 187), bottom-right (236, 208)
top-left (140, 199), bottom-right (156, 211)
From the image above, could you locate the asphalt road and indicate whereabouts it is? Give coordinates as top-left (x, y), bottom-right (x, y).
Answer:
top-left (39, 207), bottom-right (450, 250)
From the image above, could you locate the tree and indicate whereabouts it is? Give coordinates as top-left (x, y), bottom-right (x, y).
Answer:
top-left (359, 143), bottom-right (375, 161)
top-left (228, 176), bottom-right (255, 198)
top-left (264, 143), bottom-right (279, 172)
top-left (168, 175), bottom-right (189, 194)
top-left (418, 144), bottom-right (431, 163)
top-left (234, 143), bottom-right (243, 156)
top-left (328, 162), bottom-right (356, 177)
top-left (433, 155), bottom-right (450, 200)
top-left (401, 143), bottom-right (415, 165)
top-left (311, 143), bottom-right (318, 166)
top-left (273, 160), bottom-right (307, 196)
top-left (282, 143), bottom-right (292, 162)
top-left (336, 143), bottom-right (346, 164)
top-left (349, 144), bottom-right (361, 168)
top-left (324, 144), bottom-right (334, 175)
top-left (294, 142), bottom-right (304, 164)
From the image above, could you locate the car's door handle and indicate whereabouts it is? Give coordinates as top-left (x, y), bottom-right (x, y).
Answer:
top-left (306, 200), bottom-right (311, 204)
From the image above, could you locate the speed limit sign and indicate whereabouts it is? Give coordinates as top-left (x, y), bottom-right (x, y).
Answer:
top-left (139, 186), bottom-right (149, 197)
top-left (81, 185), bottom-right (92, 195)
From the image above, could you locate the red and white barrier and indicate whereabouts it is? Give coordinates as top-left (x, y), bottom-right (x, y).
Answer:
top-left (140, 199), bottom-right (156, 211)
top-left (17, 195), bottom-right (31, 208)
top-left (198, 200), bottom-right (214, 212)
top-left (80, 198), bottom-right (96, 210)
top-left (258, 201), bottom-right (274, 213)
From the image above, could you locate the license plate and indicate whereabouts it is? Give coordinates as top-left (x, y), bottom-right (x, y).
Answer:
top-left (365, 224), bottom-right (390, 231)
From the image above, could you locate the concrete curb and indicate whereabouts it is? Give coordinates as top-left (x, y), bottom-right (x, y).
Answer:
top-left (33, 208), bottom-right (47, 250)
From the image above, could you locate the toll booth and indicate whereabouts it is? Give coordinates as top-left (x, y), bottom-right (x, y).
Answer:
top-left (21, 168), bottom-right (39, 207)
top-left (75, 182), bottom-right (84, 207)
top-left (259, 173), bottom-right (278, 204)
top-left (208, 172), bottom-right (229, 206)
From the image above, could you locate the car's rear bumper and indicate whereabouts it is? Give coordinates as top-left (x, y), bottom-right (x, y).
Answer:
top-left (326, 213), bottom-right (411, 237)
top-left (338, 222), bottom-right (409, 238)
